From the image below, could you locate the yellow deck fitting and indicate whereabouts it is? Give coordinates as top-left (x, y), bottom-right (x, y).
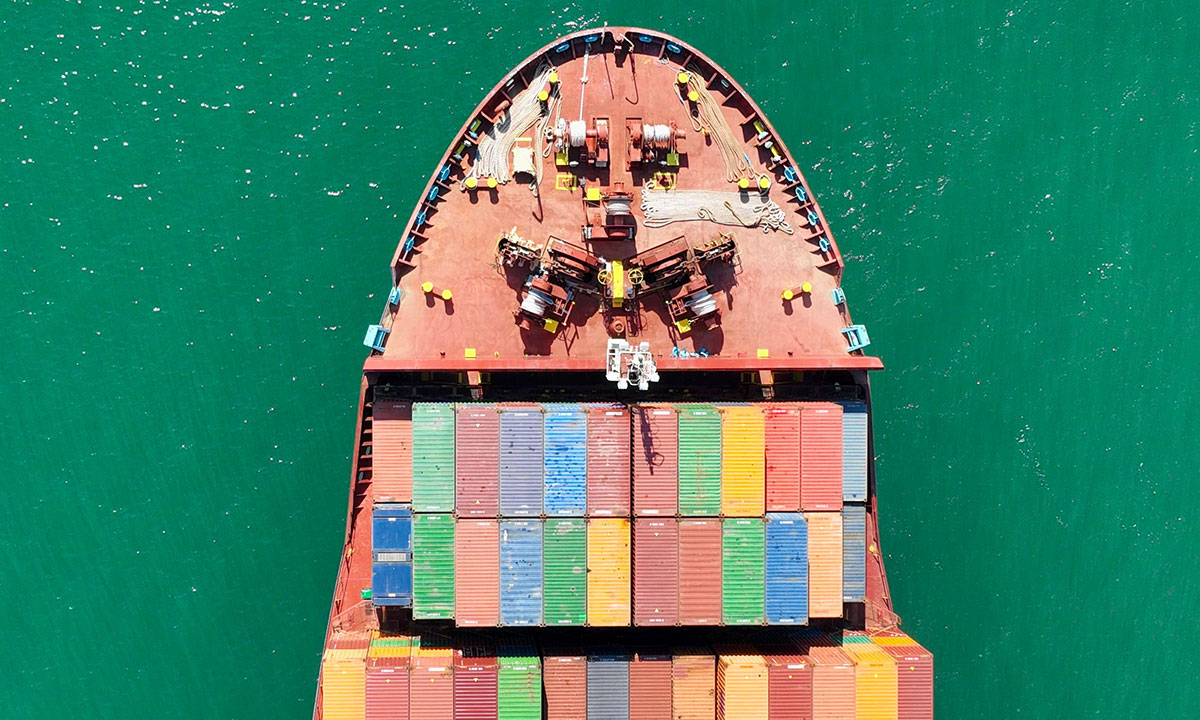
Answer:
top-left (757, 348), bottom-right (770, 359)
top-left (538, 89), bottom-right (549, 102)
top-left (421, 281), bottom-right (434, 293)
top-left (543, 318), bottom-right (560, 333)
top-left (675, 319), bottom-right (693, 333)
top-left (758, 176), bottom-right (771, 190)
top-left (554, 173), bottom-right (577, 190)
top-left (782, 289), bottom-right (795, 301)
top-left (486, 176), bottom-right (498, 189)
top-left (464, 348), bottom-right (477, 359)
top-left (441, 289), bottom-right (453, 300)
top-left (548, 71), bottom-right (559, 85)
top-left (586, 187), bottom-right (602, 202)
top-left (687, 90), bottom-right (700, 103)
top-left (738, 177), bottom-right (751, 190)
top-left (465, 177), bottom-right (478, 189)
top-left (677, 71), bottom-right (691, 85)
top-left (801, 281), bottom-right (813, 293)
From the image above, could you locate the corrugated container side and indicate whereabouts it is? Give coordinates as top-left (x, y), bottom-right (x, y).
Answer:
top-left (543, 519), bottom-right (587, 626)
top-left (500, 408), bottom-right (544, 517)
top-left (500, 520), bottom-right (544, 626)
top-left (412, 513), bottom-right (455, 620)
top-left (366, 655), bottom-right (410, 720)
top-left (807, 646), bottom-right (855, 719)
top-left (764, 404), bottom-right (801, 512)
top-left (716, 654), bottom-right (768, 720)
top-left (671, 650), bottom-right (716, 720)
top-left (805, 511), bottom-right (843, 618)
top-left (846, 646), bottom-right (898, 720)
top-left (587, 649), bottom-right (630, 720)
top-left (838, 401), bottom-right (869, 502)
top-left (586, 518), bottom-right (631, 626)
top-left (720, 405), bottom-right (766, 516)
top-left (629, 652), bottom-right (673, 720)
top-left (678, 519), bottom-right (722, 625)
top-left (454, 519), bottom-right (500, 626)
top-left (322, 650), bottom-right (367, 720)
top-left (764, 654), bottom-right (812, 720)
top-left (497, 645), bottom-right (542, 720)
top-left (456, 404), bottom-right (501, 517)
top-left (543, 652), bottom-right (587, 720)
top-left (633, 518), bottom-right (679, 626)
top-left (677, 404), bottom-right (722, 516)
top-left (877, 637), bottom-right (933, 720)
top-left (799, 403), bottom-right (843, 511)
top-left (842, 504), bottom-right (867, 603)
top-left (410, 646), bottom-right (454, 720)
top-left (765, 512), bottom-right (808, 625)
top-left (412, 403), bottom-right (456, 512)
top-left (544, 404), bottom-right (588, 516)
top-left (722, 518), bottom-right (766, 625)
top-left (632, 405), bottom-right (678, 516)
top-left (371, 400), bottom-right (413, 502)
top-left (454, 644), bottom-right (499, 720)
top-left (586, 404), bottom-right (631, 516)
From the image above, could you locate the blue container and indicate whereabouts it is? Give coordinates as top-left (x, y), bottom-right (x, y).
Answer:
top-left (842, 504), bottom-right (867, 602)
top-left (544, 404), bottom-right (587, 516)
top-left (371, 503), bottom-right (413, 606)
top-left (586, 647), bottom-right (630, 720)
top-left (500, 520), bottom-right (544, 626)
top-left (500, 408), bottom-right (544, 516)
top-left (839, 400), bottom-right (869, 502)
top-left (765, 512), bottom-right (808, 624)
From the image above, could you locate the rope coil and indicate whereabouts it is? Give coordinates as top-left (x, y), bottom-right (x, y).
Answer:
top-left (640, 181), bottom-right (793, 234)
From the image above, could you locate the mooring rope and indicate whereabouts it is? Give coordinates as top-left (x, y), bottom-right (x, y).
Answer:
top-left (466, 62), bottom-right (557, 186)
top-left (640, 181), bottom-right (793, 234)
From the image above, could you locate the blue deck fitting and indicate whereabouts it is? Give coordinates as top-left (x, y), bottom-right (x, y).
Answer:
top-left (437, 165), bottom-right (451, 183)
top-left (584, 34), bottom-right (599, 43)
top-left (831, 287), bottom-right (846, 306)
top-left (807, 210), bottom-right (820, 227)
top-left (841, 325), bottom-right (870, 353)
top-left (666, 42), bottom-right (682, 54)
top-left (783, 166), bottom-right (797, 183)
top-left (795, 184), bottom-right (808, 201)
top-left (818, 237), bottom-right (831, 254)
top-left (388, 286), bottom-right (403, 306)
top-left (554, 41), bottom-right (570, 53)
top-left (415, 208), bottom-right (427, 229)
top-left (402, 235), bottom-right (416, 257)
top-left (364, 324), bottom-right (390, 352)
top-left (638, 34), bottom-right (655, 44)
top-left (427, 186), bottom-right (439, 202)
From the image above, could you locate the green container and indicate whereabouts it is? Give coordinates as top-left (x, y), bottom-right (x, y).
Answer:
top-left (678, 404), bottom-right (722, 516)
top-left (542, 519), bottom-right (587, 626)
top-left (722, 517), bottom-right (765, 625)
top-left (498, 644), bottom-right (542, 720)
top-left (412, 402), bottom-right (455, 512)
top-left (412, 513), bottom-right (455, 619)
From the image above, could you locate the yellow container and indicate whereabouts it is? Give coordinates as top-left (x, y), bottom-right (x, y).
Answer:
top-left (805, 511), bottom-right (844, 617)
top-left (321, 648), bottom-right (367, 720)
top-left (872, 635), bottom-right (918, 647)
top-left (720, 405), bottom-right (766, 516)
top-left (586, 518), bottom-right (631, 625)
top-left (845, 646), bottom-right (898, 719)
top-left (716, 653), bottom-right (768, 720)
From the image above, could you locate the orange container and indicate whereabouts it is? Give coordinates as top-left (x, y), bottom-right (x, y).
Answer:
top-left (716, 653), bottom-right (768, 720)
top-left (720, 405), bottom-right (766, 516)
top-left (873, 632), bottom-right (933, 720)
top-left (455, 519), bottom-right (500, 626)
top-left (322, 641), bottom-right (368, 720)
top-left (543, 650), bottom-right (587, 720)
top-left (633, 518), bottom-right (679, 626)
top-left (764, 404), bottom-right (801, 512)
top-left (633, 405), bottom-right (679, 516)
top-left (587, 518), bottom-right (631, 626)
top-left (672, 648), bottom-right (716, 720)
top-left (800, 403), bottom-right (843, 511)
top-left (808, 645), bottom-right (855, 719)
top-left (371, 400), bottom-right (413, 502)
top-left (844, 645), bottom-right (898, 719)
top-left (678, 519), bottom-right (723, 625)
top-left (805, 511), bottom-right (844, 618)
top-left (630, 652), bottom-right (673, 720)
top-left (410, 639), bottom-right (454, 720)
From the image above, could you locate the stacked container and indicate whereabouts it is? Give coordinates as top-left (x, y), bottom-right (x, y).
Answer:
top-left (371, 400), bottom-right (413, 502)
top-left (678, 519), bottom-right (723, 625)
top-left (321, 634), bottom-right (369, 720)
top-left (365, 636), bottom-right (410, 720)
top-left (799, 403), bottom-right (843, 512)
top-left (455, 519), bottom-right (500, 626)
top-left (587, 518), bottom-right (632, 626)
top-left (715, 652), bottom-right (768, 720)
top-left (806, 511), bottom-right (844, 618)
top-left (764, 513), bottom-right (808, 625)
top-left (454, 638), bottom-right (499, 720)
top-left (456, 404), bottom-right (500, 517)
top-left (871, 631), bottom-right (934, 719)
top-left (543, 519), bottom-right (587, 626)
top-left (587, 647), bottom-right (631, 720)
top-left (843, 504), bottom-right (868, 604)
top-left (409, 636), bottom-right (454, 720)
top-left (720, 405), bottom-right (766, 517)
top-left (763, 404), bottom-right (801, 512)
top-left (671, 648), bottom-right (716, 720)
top-left (500, 520), bottom-right (544, 626)
top-left (839, 401), bottom-right (869, 502)
top-left (808, 644), bottom-right (857, 719)
top-left (721, 518), bottom-right (766, 625)
top-left (633, 518), bottom-right (679, 626)
top-left (544, 404), bottom-right (587, 516)
top-left (499, 407), bottom-right (544, 517)
top-left (629, 651), bottom-right (673, 720)
top-left (412, 512), bottom-right (455, 620)
top-left (843, 640), bottom-right (899, 720)
top-left (677, 404), bottom-right (722, 516)
top-left (542, 649), bottom-right (587, 720)
top-left (497, 640), bottom-right (541, 720)
top-left (586, 403), bottom-right (631, 516)
top-left (633, 404), bottom-right (678, 516)
top-left (412, 402), bottom-right (455, 512)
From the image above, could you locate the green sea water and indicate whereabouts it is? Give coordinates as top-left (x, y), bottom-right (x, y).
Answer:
top-left (3, 2), bottom-right (1197, 717)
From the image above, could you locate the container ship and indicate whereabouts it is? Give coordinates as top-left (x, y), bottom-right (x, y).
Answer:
top-left (315, 27), bottom-right (932, 720)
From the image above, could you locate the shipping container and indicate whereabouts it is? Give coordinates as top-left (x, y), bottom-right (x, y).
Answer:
top-left (633, 518), bottom-right (679, 626)
top-left (587, 518), bottom-right (631, 626)
top-left (671, 649), bottom-right (716, 720)
top-left (764, 654), bottom-right (813, 720)
top-left (412, 513), bottom-right (455, 619)
top-left (543, 519), bottom-right (587, 625)
top-left (372, 504), bottom-right (413, 607)
top-left (498, 642), bottom-right (542, 720)
top-left (720, 405), bottom-right (766, 516)
top-left (764, 512), bottom-right (808, 625)
top-left (500, 408), bottom-right (544, 517)
top-left (455, 519), bottom-right (500, 626)
top-left (678, 519), bottom-right (722, 625)
top-left (586, 404), bottom-right (631, 516)
top-left (629, 652), bottom-right (673, 720)
top-left (410, 638), bottom-right (454, 720)
top-left (371, 400), bottom-right (413, 502)
top-left (587, 648), bottom-right (630, 720)
top-left (877, 640), bottom-right (933, 720)
top-left (456, 404), bottom-right (501, 517)
top-left (799, 404), bottom-right (842, 511)
top-left (545, 404), bottom-right (588, 516)
top-left (722, 518), bottom-right (766, 625)
top-left (542, 650), bottom-right (587, 720)
top-left (500, 520), bottom-right (544, 626)
top-left (366, 654), bottom-right (410, 720)
top-left (632, 404), bottom-right (678, 516)
top-left (412, 403), bottom-right (456, 512)
top-left (838, 401), bottom-right (868, 502)
top-left (764, 404), bottom-right (801, 512)
top-left (454, 640), bottom-right (499, 720)
top-left (807, 645), bottom-right (855, 719)
top-left (716, 653), bottom-right (768, 720)
top-left (842, 504), bottom-right (867, 603)
top-left (322, 643), bottom-right (368, 720)
top-left (805, 512), bottom-right (843, 618)
top-left (677, 404), bottom-right (722, 516)
top-left (844, 645), bottom-right (898, 720)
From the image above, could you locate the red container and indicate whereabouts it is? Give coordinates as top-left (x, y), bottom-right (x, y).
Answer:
top-left (678, 519), bottom-right (722, 625)
top-left (881, 643), bottom-right (933, 719)
top-left (455, 520), bottom-right (500, 626)
top-left (410, 650), bottom-right (454, 720)
top-left (366, 655), bottom-right (410, 720)
top-left (806, 646), bottom-right (855, 719)
top-left (672, 649), bottom-right (716, 720)
top-left (633, 404), bottom-right (678, 516)
top-left (587, 404), bottom-right (632, 516)
top-left (630, 652), bottom-right (674, 720)
top-left (633, 518), bottom-right (679, 626)
top-left (543, 650), bottom-right (587, 720)
top-left (800, 403), bottom-right (843, 511)
top-left (764, 405), bottom-right (801, 512)
top-left (372, 400), bottom-right (413, 502)
top-left (456, 405), bottom-right (500, 517)
top-left (765, 654), bottom-right (812, 720)
top-left (454, 642), bottom-right (499, 720)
